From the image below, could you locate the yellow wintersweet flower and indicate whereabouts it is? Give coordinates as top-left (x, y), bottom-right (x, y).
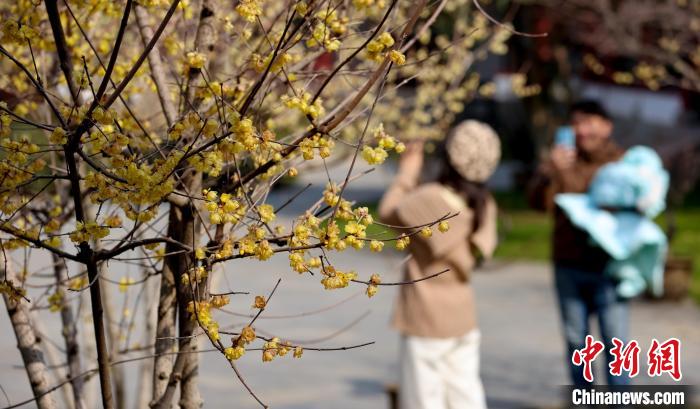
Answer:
top-left (69, 221), bottom-right (109, 243)
top-left (237, 326), bottom-right (256, 346)
top-left (69, 276), bottom-right (88, 291)
top-left (369, 240), bottom-right (384, 252)
top-left (49, 127), bottom-right (68, 145)
top-left (262, 337), bottom-right (280, 362)
top-left (252, 295), bottom-right (266, 309)
top-left (438, 220), bottom-right (450, 233)
top-left (395, 234), bottom-right (410, 250)
top-left (366, 285), bottom-right (378, 298)
top-left (236, 0), bottom-right (262, 22)
top-left (366, 273), bottom-right (381, 298)
top-left (105, 215), bottom-right (122, 228)
top-left (44, 236), bottom-right (62, 248)
top-left (48, 291), bottom-right (63, 312)
top-left (361, 145), bottom-right (388, 165)
top-left (257, 204), bottom-right (276, 222)
top-left (255, 240), bottom-right (274, 260)
top-left (185, 51), bottom-right (206, 70)
top-left (224, 346), bottom-right (246, 361)
top-left (388, 50), bottom-right (406, 65)
top-left (211, 295), bottom-right (230, 308)
top-left (320, 266), bottom-right (357, 290)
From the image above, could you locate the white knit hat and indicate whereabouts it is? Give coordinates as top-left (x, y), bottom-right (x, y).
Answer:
top-left (446, 120), bottom-right (501, 182)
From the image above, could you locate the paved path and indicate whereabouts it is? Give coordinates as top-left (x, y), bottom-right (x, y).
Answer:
top-left (188, 256), bottom-right (700, 409)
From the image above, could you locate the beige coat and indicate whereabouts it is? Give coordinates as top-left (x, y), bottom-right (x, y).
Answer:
top-left (379, 168), bottom-right (497, 338)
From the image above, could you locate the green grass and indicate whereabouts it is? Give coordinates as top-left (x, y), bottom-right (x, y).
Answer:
top-left (656, 210), bottom-right (700, 303)
top-left (494, 210), bottom-right (551, 261)
top-left (491, 192), bottom-right (700, 304)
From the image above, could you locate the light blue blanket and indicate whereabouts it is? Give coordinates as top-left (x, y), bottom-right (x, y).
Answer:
top-left (555, 146), bottom-right (669, 298)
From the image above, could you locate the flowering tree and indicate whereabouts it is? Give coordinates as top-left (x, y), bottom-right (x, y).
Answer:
top-left (526, 0), bottom-right (700, 91)
top-left (0, 0), bottom-right (523, 407)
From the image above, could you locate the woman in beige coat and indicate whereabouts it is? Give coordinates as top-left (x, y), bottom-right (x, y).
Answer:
top-left (379, 120), bottom-right (501, 409)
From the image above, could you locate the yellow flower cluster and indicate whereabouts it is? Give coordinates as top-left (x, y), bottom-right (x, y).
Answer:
top-left (352, 0), bottom-right (386, 10)
top-left (213, 239), bottom-right (234, 260)
top-left (366, 32), bottom-right (395, 62)
top-left (366, 273), bottom-right (381, 298)
top-left (361, 145), bottom-right (388, 165)
top-left (227, 110), bottom-right (261, 152)
top-left (84, 151), bottom-right (180, 223)
top-left (320, 265), bottom-right (357, 290)
top-left (91, 107), bottom-right (116, 125)
top-left (84, 129), bottom-right (128, 159)
top-left (342, 207), bottom-right (374, 250)
top-left (169, 111), bottom-right (206, 140)
top-left (257, 204), bottom-right (276, 223)
top-left (0, 108), bottom-right (11, 138)
top-left (634, 62), bottom-right (668, 91)
top-left (488, 27), bottom-right (512, 55)
top-left (1, 20), bottom-right (38, 45)
top-left (251, 51), bottom-right (293, 74)
top-left (395, 233), bottom-right (410, 250)
top-left (186, 300), bottom-right (222, 341)
top-left (181, 266), bottom-right (208, 285)
top-left (48, 290), bottom-right (63, 312)
top-left (224, 325), bottom-right (257, 360)
top-left (236, 225), bottom-right (274, 260)
top-left (224, 345), bottom-right (246, 361)
top-left (204, 295), bottom-right (226, 310)
top-left (1, 136), bottom-right (41, 167)
top-left (69, 276), bottom-right (88, 291)
top-left (0, 135), bottom-right (45, 199)
top-left (104, 215), bottom-right (122, 228)
top-left (298, 133), bottom-right (334, 160)
top-left (281, 91), bottom-right (325, 120)
top-left (361, 124), bottom-right (405, 165)
top-left (49, 127), bottom-right (68, 145)
top-left (289, 251), bottom-right (321, 274)
top-left (287, 214), bottom-right (323, 272)
top-left (69, 221), bottom-right (109, 244)
top-left (388, 49), bottom-right (407, 65)
top-left (262, 337), bottom-right (294, 362)
top-left (203, 190), bottom-right (245, 225)
top-left (0, 279), bottom-right (26, 303)
top-left (307, 9), bottom-right (347, 51)
top-left (252, 295), bottom-right (266, 309)
top-left (369, 240), bottom-right (384, 252)
top-left (185, 51), bottom-right (207, 71)
top-left (236, 0), bottom-right (263, 22)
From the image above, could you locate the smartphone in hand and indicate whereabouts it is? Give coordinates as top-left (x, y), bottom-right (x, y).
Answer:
top-left (554, 126), bottom-right (576, 150)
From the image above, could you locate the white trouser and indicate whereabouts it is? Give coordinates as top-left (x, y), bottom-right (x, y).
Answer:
top-left (399, 329), bottom-right (487, 409)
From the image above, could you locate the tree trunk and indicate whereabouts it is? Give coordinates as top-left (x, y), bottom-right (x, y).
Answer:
top-left (153, 169), bottom-right (202, 407)
top-left (2, 256), bottom-right (57, 409)
top-left (53, 254), bottom-right (87, 409)
top-left (174, 171), bottom-right (203, 409)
